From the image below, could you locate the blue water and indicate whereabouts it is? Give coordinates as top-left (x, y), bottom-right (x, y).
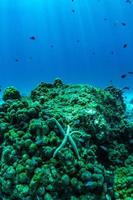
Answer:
top-left (0, 0), bottom-right (133, 94)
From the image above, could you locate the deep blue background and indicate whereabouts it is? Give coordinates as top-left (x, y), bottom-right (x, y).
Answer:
top-left (0, 0), bottom-right (133, 94)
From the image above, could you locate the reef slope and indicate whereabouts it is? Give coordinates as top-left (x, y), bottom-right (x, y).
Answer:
top-left (0, 79), bottom-right (132, 200)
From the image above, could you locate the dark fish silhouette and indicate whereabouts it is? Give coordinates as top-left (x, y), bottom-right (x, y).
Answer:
top-left (121, 74), bottom-right (127, 78)
top-left (121, 22), bottom-right (126, 26)
top-left (15, 59), bottom-right (19, 62)
top-left (72, 9), bottom-right (75, 13)
top-left (126, 0), bottom-right (132, 3)
top-left (123, 43), bottom-right (128, 48)
top-left (109, 80), bottom-right (113, 84)
top-left (122, 86), bottom-right (130, 90)
top-left (110, 51), bottom-right (114, 55)
top-left (29, 36), bottom-right (36, 40)
top-left (128, 71), bottom-right (133, 74)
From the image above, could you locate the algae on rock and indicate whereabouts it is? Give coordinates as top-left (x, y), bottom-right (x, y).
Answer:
top-left (0, 79), bottom-right (132, 200)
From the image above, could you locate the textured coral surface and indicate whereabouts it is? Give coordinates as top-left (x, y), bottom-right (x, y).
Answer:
top-left (0, 80), bottom-right (132, 200)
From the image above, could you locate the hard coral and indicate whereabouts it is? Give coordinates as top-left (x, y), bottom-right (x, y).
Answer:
top-left (0, 79), bottom-right (131, 200)
top-left (2, 86), bottom-right (21, 101)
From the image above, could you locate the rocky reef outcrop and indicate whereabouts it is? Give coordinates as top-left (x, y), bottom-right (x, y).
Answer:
top-left (0, 79), bottom-right (132, 200)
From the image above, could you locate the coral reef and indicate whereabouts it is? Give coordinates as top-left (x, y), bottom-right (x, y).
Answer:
top-left (114, 155), bottom-right (133, 199)
top-left (2, 86), bottom-right (21, 101)
top-left (0, 79), bottom-right (132, 199)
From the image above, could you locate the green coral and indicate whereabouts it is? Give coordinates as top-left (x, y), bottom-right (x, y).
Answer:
top-left (114, 165), bottom-right (133, 199)
top-left (2, 86), bottom-right (21, 101)
top-left (0, 80), bottom-right (131, 199)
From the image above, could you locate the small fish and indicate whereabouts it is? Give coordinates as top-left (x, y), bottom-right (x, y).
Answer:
top-left (128, 71), bottom-right (133, 74)
top-left (29, 36), bottom-right (36, 40)
top-left (110, 51), bottom-right (114, 55)
top-left (85, 181), bottom-right (94, 187)
top-left (123, 43), bottom-right (128, 48)
top-left (15, 59), bottom-right (19, 62)
top-left (121, 22), bottom-right (126, 26)
top-left (126, 0), bottom-right (132, 3)
top-left (109, 80), bottom-right (113, 84)
top-left (121, 74), bottom-right (127, 78)
top-left (72, 9), bottom-right (75, 13)
top-left (100, 145), bottom-right (108, 152)
top-left (50, 44), bottom-right (54, 48)
top-left (122, 86), bottom-right (130, 90)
